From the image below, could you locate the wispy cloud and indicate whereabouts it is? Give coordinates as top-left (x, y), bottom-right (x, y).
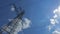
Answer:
top-left (50, 19), bottom-right (56, 25)
top-left (48, 25), bottom-right (53, 31)
top-left (53, 9), bottom-right (58, 14)
top-left (53, 6), bottom-right (60, 14)
top-left (52, 30), bottom-right (60, 34)
top-left (47, 6), bottom-right (60, 34)
top-left (53, 14), bottom-right (58, 19)
top-left (11, 5), bottom-right (15, 11)
top-left (23, 18), bottom-right (31, 29)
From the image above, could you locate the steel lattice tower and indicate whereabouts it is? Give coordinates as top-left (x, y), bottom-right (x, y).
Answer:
top-left (0, 4), bottom-right (25, 34)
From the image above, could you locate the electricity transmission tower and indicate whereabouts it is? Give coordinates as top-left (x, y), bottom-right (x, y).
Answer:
top-left (0, 4), bottom-right (25, 34)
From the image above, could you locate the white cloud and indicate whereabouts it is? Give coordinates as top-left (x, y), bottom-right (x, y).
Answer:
top-left (46, 6), bottom-right (60, 34)
top-left (53, 14), bottom-right (58, 19)
top-left (23, 18), bottom-right (31, 29)
top-left (48, 25), bottom-right (52, 31)
top-left (55, 19), bottom-right (59, 24)
top-left (58, 6), bottom-right (60, 12)
top-left (53, 6), bottom-right (60, 16)
top-left (11, 5), bottom-right (15, 11)
top-left (50, 19), bottom-right (56, 25)
top-left (53, 9), bottom-right (58, 14)
top-left (52, 30), bottom-right (60, 34)
top-left (53, 6), bottom-right (60, 14)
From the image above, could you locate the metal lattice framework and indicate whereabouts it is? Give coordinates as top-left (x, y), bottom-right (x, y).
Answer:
top-left (0, 4), bottom-right (24, 34)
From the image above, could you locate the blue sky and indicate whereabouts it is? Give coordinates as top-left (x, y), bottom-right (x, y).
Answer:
top-left (0, 0), bottom-right (60, 34)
